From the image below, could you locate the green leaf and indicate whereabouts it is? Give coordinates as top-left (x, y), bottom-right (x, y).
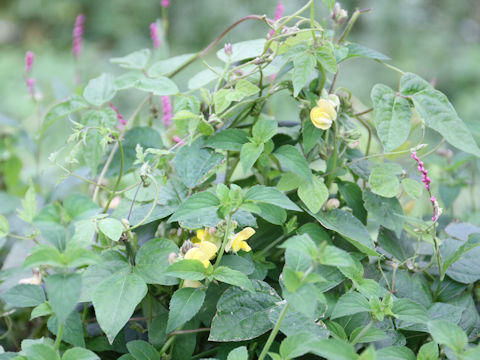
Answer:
top-left (164, 260), bottom-right (208, 280)
top-left (279, 234), bottom-right (318, 259)
top-left (110, 49), bottom-right (150, 70)
top-left (427, 320), bottom-right (467, 353)
top-left (63, 194), bottom-right (99, 220)
top-left (312, 209), bottom-right (379, 256)
top-left (341, 43), bottom-right (390, 62)
top-left (45, 273), bottom-right (81, 324)
top-left (135, 77), bottom-right (179, 95)
top-left (363, 189), bottom-right (404, 235)
top-left (245, 185), bottom-right (301, 211)
top-left (23, 344), bottom-right (60, 360)
top-left (309, 339), bottom-right (358, 360)
top-left (293, 52), bottom-right (316, 97)
top-left (240, 202), bottom-right (286, 225)
top-left (62, 347), bottom-right (100, 360)
top-left (1, 284), bottom-right (45, 308)
top-left (316, 45), bottom-right (337, 74)
top-left (319, 246), bottom-right (355, 267)
top-left (371, 84), bottom-right (412, 151)
top-left (92, 272), bottom-right (147, 343)
top-left (240, 142), bottom-right (264, 173)
top-left (226, 79), bottom-right (260, 102)
top-left (167, 288), bottom-right (205, 333)
top-left (401, 178), bottom-right (423, 199)
top-left (274, 145), bottom-right (312, 182)
top-left (252, 119), bottom-right (277, 142)
top-left (400, 72), bottom-right (480, 157)
top-left (216, 38), bottom-right (266, 63)
top-left (24, 245), bottom-right (64, 268)
top-left (30, 302), bottom-right (53, 320)
top-left (331, 292), bottom-right (370, 319)
top-left (214, 89), bottom-right (233, 114)
top-left (134, 238), bottom-right (179, 285)
top-left (302, 118), bottom-right (323, 153)
top-left (442, 234), bottom-right (480, 279)
top-left (209, 280), bottom-right (281, 341)
top-left (83, 73), bottom-right (116, 107)
top-left (98, 218), bottom-right (124, 242)
top-left (173, 138), bottom-right (224, 188)
top-left (391, 298), bottom-right (429, 324)
top-left (42, 95), bottom-right (89, 134)
top-left (298, 176), bottom-right (328, 213)
top-left (83, 129), bottom-right (103, 177)
top-left (213, 266), bottom-right (254, 292)
top-left (204, 129), bottom-right (249, 151)
top-left (188, 67), bottom-right (222, 90)
top-left (368, 165), bottom-right (401, 198)
top-left (168, 192), bottom-right (220, 225)
top-left (48, 312), bottom-right (84, 347)
top-left (227, 346), bottom-right (248, 360)
top-left (417, 342), bottom-right (439, 360)
top-left (279, 332), bottom-right (319, 359)
top-left (376, 346), bottom-right (415, 360)
top-left (148, 53), bottom-right (195, 77)
top-left (350, 326), bottom-right (387, 343)
top-left (126, 340), bottom-right (159, 360)
top-left (338, 181), bottom-right (367, 224)
top-left (18, 185), bottom-right (37, 224)
top-left (114, 71), bottom-right (143, 90)
top-left (0, 215), bottom-right (8, 239)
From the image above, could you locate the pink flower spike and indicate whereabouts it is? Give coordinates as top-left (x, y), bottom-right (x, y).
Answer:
top-left (161, 0), bottom-right (170, 7)
top-left (150, 23), bottom-right (161, 49)
top-left (25, 51), bottom-right (34, 73)
top-left (110, 102), bottom-right (126, 126)
top-left (173, 135), bottom-right (184, 145)
top-left (161, 96), bottom-right (173, 126)
top-left (72, 14), bottom-right (86, 58)
top-left (26, 77), bottom-right (35, 96)
top-left (430, 196), bottom-right (436, 202)
top-left (269, 1), bottom-right (285, 37)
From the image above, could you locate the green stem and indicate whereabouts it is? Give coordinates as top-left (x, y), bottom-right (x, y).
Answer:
top-left (326, 122), bottom-right (339, 188)
top-left (129, 175), bottom-right (160, 231)
top-left (258, 303), bottom-right (289, 360)
top-left (337, 8), bottom-right (371, 44)
top-left (102, 136), bottom-right (125, 213)
top-left (54, 323), bottom-right (64, 351)
top-left (159, 334), bottom-right (176, 356)
top-left (214, 214), bottom-right (233, 268)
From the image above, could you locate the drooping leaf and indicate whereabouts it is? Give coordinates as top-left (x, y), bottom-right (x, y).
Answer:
top-left (167, 288), bottom-right (205, 333)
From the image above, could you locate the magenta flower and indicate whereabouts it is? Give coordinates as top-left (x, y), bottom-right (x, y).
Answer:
top-left (173, 135), bottom-right (184, 145)
top-left (110, 103), bottom-right (126, 127)
top-left (411, 151), bottom-right (442, 222)
top-left (162, 96), bottom-right (173, 126)
top-left (25, 51), bottom-right (34, 73)
top-left (73, 14), bottom-right (86, 59)
top-left (150, 22), bottom-right (161, 49)
top-left (161, 0), bottom-right (170, 7)
top-left (269, 1), bottom-right (285, 37)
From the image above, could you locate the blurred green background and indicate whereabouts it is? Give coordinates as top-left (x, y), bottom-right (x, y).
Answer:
top-left (0, 0), bottom-right (479, 218)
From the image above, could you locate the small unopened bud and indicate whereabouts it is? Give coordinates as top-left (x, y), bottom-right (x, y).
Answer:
top-left (177, 228), bottom-right (183, 237)
top-left (168, 252), bottom-right (177, 264)
top-left (224, 43), bottom-right (233, 56)
top-left (337, 9), bottom-right (348, 24)
top-left (348, 140), bottom-right (359, 149)
top-left (326, 198), bottom-right (340, 210)
top-left (121, 218), bottom-right (130, 229)
top-left (181, 240), bottom-right (194, 255)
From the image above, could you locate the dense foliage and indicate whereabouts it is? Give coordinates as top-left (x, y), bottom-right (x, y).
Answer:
top-left (1, 1), bottom-right (480, 359)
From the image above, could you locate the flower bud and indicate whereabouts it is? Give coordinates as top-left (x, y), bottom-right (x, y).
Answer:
top-left (181, 240), bottom-right (194, 254)
top-left (326, 198), bottom-right (340, 210)
top-left (224, 43), bottom-right (233, 56)
top-left (168, 252), bottom-right (178, 264)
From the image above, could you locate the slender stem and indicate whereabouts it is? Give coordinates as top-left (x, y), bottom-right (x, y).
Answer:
top-left (337, 8), bottom-right (371, 44)
top-left (354, 114), bottom-right (373, 156)
top-left (257, 235), bottom-right (285, 257)
top-left (328, 72), bottom-right (338, 94)
top-left (159, 334), bottom-right (176, 356)
top-left (168, 15), bottom-right (267, 78)
top-left (326, 122), bottom-right (339, 188)
top-left (354, 107), bottom-right (374, 116)
top-left (129, 175), bottom-right (160, 230)
top-left (169, 327), bottom-right (210, 337)
top-left (127, 182), bottom-right (143, 221)
top-left (54, 323), bottom-right (64, 351)
top-left (214, 214), bottom-right (233, 268)
top-left (258, 303), bottom-right (289, 360)
top-left (192, 347), bottom-right (221, 360)
top-left (92, 95), bottom-right (150, 202)
top-left (102, 136), bottom-right (125, 213)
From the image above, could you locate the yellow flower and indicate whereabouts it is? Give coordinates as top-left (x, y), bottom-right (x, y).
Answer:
top-left (192, 228), bottom-right (220, 248)
top-left (310, 99), bottom-right (337, 130)
top-left (226, 227), bottom-right (255, 253)
top-left (184, 240), bottom-right (218, 268)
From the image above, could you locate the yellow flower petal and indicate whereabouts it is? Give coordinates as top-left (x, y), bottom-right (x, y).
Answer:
top-left (198, 241), bottom-right (218, 260)
top-left (316, 99), bottom-right (337, 119)
top-left (184, 248), bottom-right (203, 261)
top-left (310, 107), bottom-right (333, 130)
top-left (227, 227), bottom-right (255, 253)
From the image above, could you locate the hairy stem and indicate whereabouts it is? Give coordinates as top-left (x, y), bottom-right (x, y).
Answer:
top-left (258, 303), bottom-right (289, 360)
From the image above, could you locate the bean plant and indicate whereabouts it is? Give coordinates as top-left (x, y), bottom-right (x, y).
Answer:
top-left (1, 1), bottom-right (480, 359)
